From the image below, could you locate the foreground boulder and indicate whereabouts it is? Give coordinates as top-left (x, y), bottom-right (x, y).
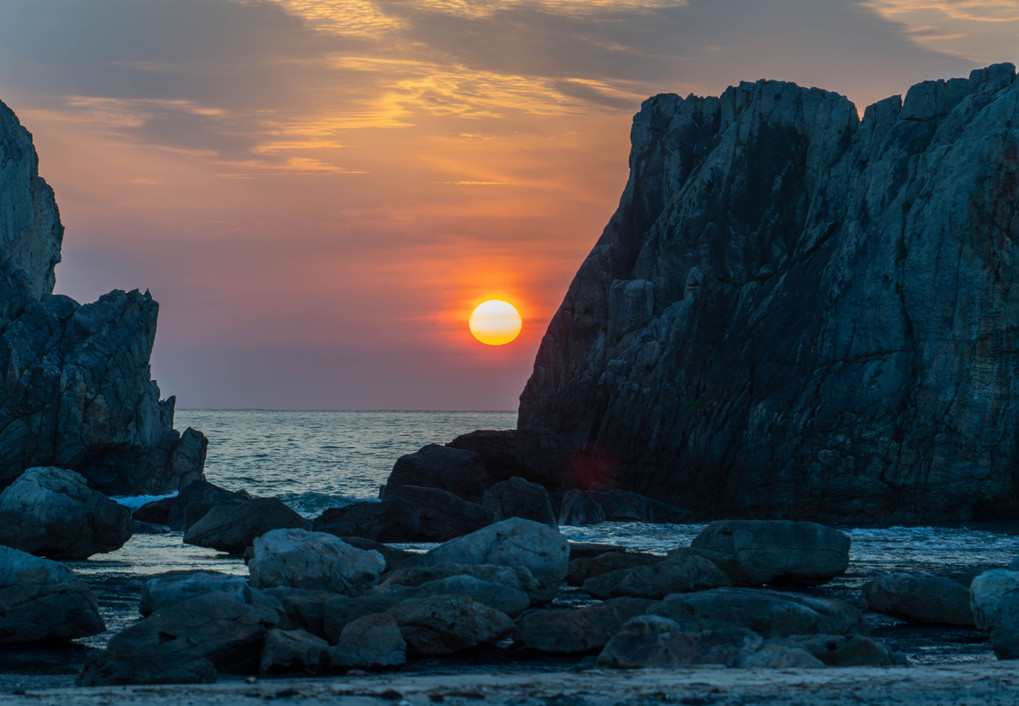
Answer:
top-left (567, 550), bottom-right (661, 586)
top-left (971, 569), bottom-right (1019, 659)
top-left (183, 497), bottom-right (308, 554)
top-left (330, 613), bottom-right (407, 670)
top-left (314, 485), bottom-right (493, 543)
top-left (409, 518), bottom-right (570, 601)
top-left (140, 570), bottom-right (249, 615)
top-left (778, 634), bottom-right (904, 666)
top-left (597, 616), bottom-right (822, 669)
top-left (514, 597), bottom-right (654, 653)
top-left (0, 510), bottom-right (46, 553)
top-left (0, 545), bottom-right (104, 643)
top-left (248, 529), bottom-right (385, 595)
top-left (583, 553), bottom-right (731, 599)
top-left (518, 65), bottom-right (1019, 523)
top-left (79, 591), bottom-right (276, 685)
top-left (690, 520), bottom-right (850, 586)
top-left (863, 573), bottom-right (974, 627)
top-left (259, 628), bottom-right (329, 675)
top-left (650, 587), bottom-right (867, 637)
top-left (387, 594), bottom-right (514, 656)
top-left (0, 466), bottom-right (131, 559)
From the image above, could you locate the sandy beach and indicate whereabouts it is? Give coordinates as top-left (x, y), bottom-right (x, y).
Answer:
top-left (4, 663), bottom-right (1019, 705)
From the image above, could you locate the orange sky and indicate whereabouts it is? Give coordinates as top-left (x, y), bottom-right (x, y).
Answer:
top-left (0, 0), bottom-right (1014, 409)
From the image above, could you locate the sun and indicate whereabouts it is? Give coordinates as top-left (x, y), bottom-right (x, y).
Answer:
top-left (469, 300), bottom-right (522, 345)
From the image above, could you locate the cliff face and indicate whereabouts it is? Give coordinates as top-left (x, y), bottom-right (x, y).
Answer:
top-left (519, 63), bottom-right (1019, 522)
top-left (0, 99), bottom-right (205, 495)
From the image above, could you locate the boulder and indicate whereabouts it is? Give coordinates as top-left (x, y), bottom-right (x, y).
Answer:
top-left (568, 542), bottom-right (628, 560)
top-left (780, 634), bottom-right (904, 666)
top-left (0, 466), bottom-right (132, 559)
top-left (519, 68), bottom-right (1019, 524)
top-left (513, 597), bottom-right (654, 653)
top-left (78, 652), bottom-right (216, 687)
top-left (482, 477), bottom-right (557, 527)
top-left (134, 478), bottom-right (250, 531)
top-left (259, 628), bottom-right (329, 675)
top-left (329, 613), bottom-right (407, 670)
top-left (383, 444), bottom-right (492, 502)
top-left (597, 617), bottom-right (821, 669)
top-left (411, 518), bottom-right (569, 602)
top-left (0, 545), bottom-right (104, 643)
top-left (80, 591), bottom-right (274, 681)
top-left (863, 573), bottom-right (974, 627)
top-left (567, 550), bottom-right (662, 586)
top-left (971, 569), bottom-right (1019, 659)
top-left (263, 588), bottom-right (334, 638)
top-left (183, 497), bottom-right (309, 554)
top-left (690, 520), bottom-right (850, 585)
top-left (141, 570), bottom-right (250, 615)
top-left (313, 485), bottom-right (493, 543)
top-left (0, 510), bottom-right (46, 553)
top-left (387, 594), bottom-right (514, 656)
top-left (336, 536), bottom-right (414, 571)
top-left (248, 529), bottom-right (385, 595)
top-left (559, 489), bottom-right (691, 525)
top-left (381, 563), bottom-right (539, 596)
top-left (411, 575), bottom-right (530, 617)
top-left (583, 554), bottom-right (731, 599)
top-left (323, 591), bottom-right (413, 643)
top-left (650, 587), bottom-right (868, 637)
top-left (447, 429), bottom-right (585, 494)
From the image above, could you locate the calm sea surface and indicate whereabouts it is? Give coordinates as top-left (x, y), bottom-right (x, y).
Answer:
top-left (74, 409), bottom-right (1019, 663)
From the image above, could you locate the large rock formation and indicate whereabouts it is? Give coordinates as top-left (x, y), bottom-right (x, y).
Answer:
top-left (520, 64), bottom-right (1019, 522)
top-left (0, 98), bottom-right (205, 494)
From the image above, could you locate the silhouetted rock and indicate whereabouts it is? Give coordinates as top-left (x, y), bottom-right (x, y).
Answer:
top-left (134, 478), bottom-right (249, 531)
top-left (0, 98), bottom-right (205, 496)
top-left (559, 489), bottom-right (691, 525)
top-left (0, 466), bottom-right (132, 559)
top-left (184, 497), bottom-right (309, 554)
top-left (0, 545), bottom-right (104, 643)
top-left (519, 64), bottom-right (1019, 522)
top-left (314, 485), bottom-right (493, 543)
top-left (482, 476), bottom-right (557, 526)
top-left (383, 443), bottom-right (492, 502)
top-left (691, 520), bottom-right (850, 586)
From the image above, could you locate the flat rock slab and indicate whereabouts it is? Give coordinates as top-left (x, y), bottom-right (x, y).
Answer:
top-left (863, 573), bottom-right (974, 627)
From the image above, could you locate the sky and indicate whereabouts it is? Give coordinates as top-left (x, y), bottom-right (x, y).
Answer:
top-left (0, 0), bottom-right (1014, 410)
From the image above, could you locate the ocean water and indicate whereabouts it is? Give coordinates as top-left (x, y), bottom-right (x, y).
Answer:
top-left (70, 410), bottom-right (1019, 662)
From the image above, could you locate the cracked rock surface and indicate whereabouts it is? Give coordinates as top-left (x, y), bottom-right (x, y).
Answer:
top-left (0, 98), bottom-right (204, 495)
top-left (520, 63), bottom-right (1019, 522)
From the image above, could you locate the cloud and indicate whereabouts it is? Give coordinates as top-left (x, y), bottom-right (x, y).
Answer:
top-left (861, 1), bottom-right (1019, 61)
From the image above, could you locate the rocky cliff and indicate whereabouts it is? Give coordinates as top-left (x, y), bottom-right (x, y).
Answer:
top-left (0, 98), bottom-right (205, 495)
top-left (519, 63), bottom-right (1019, 522)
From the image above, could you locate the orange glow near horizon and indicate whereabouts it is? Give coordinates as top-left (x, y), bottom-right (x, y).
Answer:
top-left (469, 300), bottom-right (523, 345)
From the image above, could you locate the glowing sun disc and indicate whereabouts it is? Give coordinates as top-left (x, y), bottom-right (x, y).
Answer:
top-left (469, 300), bottom-right (522, 345)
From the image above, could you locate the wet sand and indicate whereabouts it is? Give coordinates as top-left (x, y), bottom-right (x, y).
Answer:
top-left (5, 663), bottom-right (1019, 705)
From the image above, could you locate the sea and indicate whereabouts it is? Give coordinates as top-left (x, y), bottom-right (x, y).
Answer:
top-left (69, 409), bottom-right (1019, 664)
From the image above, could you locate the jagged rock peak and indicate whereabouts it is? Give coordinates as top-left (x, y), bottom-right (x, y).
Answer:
top-left (0, 100), bottom-right (62, 317)
top-left (519, 63), bottom-right (1019, 523)
top-left (0, 97), bottom-right (206, 495)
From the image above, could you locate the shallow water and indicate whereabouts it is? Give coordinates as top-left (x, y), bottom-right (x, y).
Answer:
top-left (71, 411), bottom-right (1019, 664)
